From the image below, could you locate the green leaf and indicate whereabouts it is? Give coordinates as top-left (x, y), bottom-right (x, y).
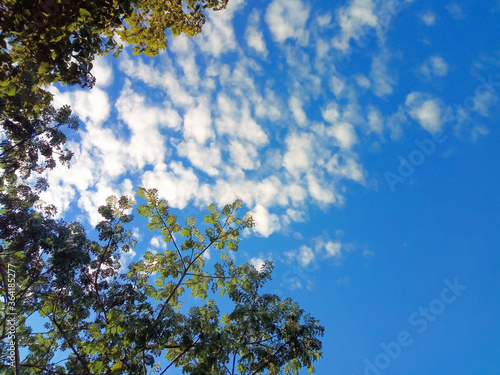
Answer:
top-left (6, 85), bottom-right (18, 96)
top-left (137, 186), bottom-right (146, 198)
top-left (111, 362), bottom-right (123, 371)
top-left (154, 277), bottom-right (164, 288)
top-left (79, 8), bottom-right (92, 18)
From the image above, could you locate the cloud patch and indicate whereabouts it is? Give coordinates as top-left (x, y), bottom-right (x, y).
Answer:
top-left (406, 92), bottom-right (443, 133)
top-left (420, 56), bottom-right (449, 78)
top-left (245, 10), bottom-right (268, 57)
top-left (265, 0), bottom-right (310, 44)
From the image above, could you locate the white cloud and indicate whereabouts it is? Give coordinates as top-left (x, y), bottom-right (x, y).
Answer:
top-left (355, 74), bottom-right (371, 88)
top-left (193, 0), bottom-right (244, 56)
top-left (317, 13), bottom-right (332, 27)
top-left (370, 53), bottom-right (396, 97)
top-left (472, 89), bottom-right (499, 117)
top-left (298, 245), bottom-right (315, 266)
top-left (470, 125), bottom-right (489, 141)
top-left (38, 173), bottom-right (77, 217)
top-left (330, 76), bottom-right (346, 96)
top-left (250, 204), bottom-right (281, 237)
top-left (332, 0), bottom-right (378, 51)
top-left (265, 0), bottom-right (310, 44)
top-left (328, 122), bottom-right (358, 150)
top-left (228, 140), bottom-right (260, 170)
top-left (315, 38), bottom-right (331, 60)
top-left (150, 237), bottom-right (160, 248)
top-left (322, 102), bottom-right (340, 123)
top-left (92, 56), bottom-right (113, 88)
top-left (245, 10), bottom-right (268, 57)
top-left (177, 140), bottom-right (221, 176)
top-left (118, 53), bottom-right (193, 108)
top-left (41, 1), bottom-right (399, 241)
top-left (306, 173), bottom-right (336, 205)
top-left (289, 96), bottom-right (308, 126)
top-left (118, 246), bottom-right (137, 272)
top-left (183, 100), bottom-right (214, 144)
top-left (405, 92), bottom-right (443, 133)
top-left (115, 82), bottom-right (176, 170)
top-left (216, 94), bottom-right (269, 145)
top-left (316, 240), bottom-right (342, 258)
top-left (386, 106), bottom-right (407, 140)
top-left (420, 56), bottom-right (449, 78)
top-left (50, 86), bottom-right (111, 125)
top-left (285, 208), bottom-right (307, 223)
top-left (283, 132), bottom-right (313, 177)
top-left (149, 236), bottom-right (167, 250)
top-left (170, 37), bottom-right (201, 87)
top-left (367, 107), bottom-right (383, 134)
top-left (325, 154), bottom-right (364, 182)
top-left (284, 184), bottom-right (308, 206)
top-left (420, 11), bottom-right (436, 26)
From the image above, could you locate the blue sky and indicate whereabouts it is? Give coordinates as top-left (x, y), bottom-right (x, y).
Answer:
top-left (41, 0), bottom-right (500, 374)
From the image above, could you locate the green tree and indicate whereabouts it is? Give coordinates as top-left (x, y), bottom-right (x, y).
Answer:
top-left (0, 187), bottom-right (324, 375)
top-left (0, 0), bottom-right (228, 109)
top-left (0, 103), bottom-right (78, 188)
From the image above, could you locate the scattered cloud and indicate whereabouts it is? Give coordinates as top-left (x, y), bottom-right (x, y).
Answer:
top-left (289, 96), bottom-right (308, 127)
top-left (50, 86), bottom-right (111, 126)
top-left (405, 92), bottom-right (444, 133)
top-left (177, 140), bottom-right (221, 176)
top-left (446, 3), bottom-right (465, 19)
top-left (183, 99), bottom-right (214, 144)
top-left (420, 56), bottom-right (449, 78)
top-left (265, 0), bottom-right (311, 44)
top-left (317, 13), bottom-right (332, 27)
top-left (92, 56), bottom-right (114, 88)
top-left (297, 245), bottom-right (315, 266)
top-left (355, 74), bottom-right (371, 88)
top-left (316, 239), bottom-right (342, 258)
top-left (250, 204), bottom-right (281, 237)
top-left (283, 132), bottom-right (314, 177)
top-left (245, 10), bottom-right (268, 57)
top-left (471, 89), bottom-right (499, 117)
top-left (332, 0), bottom-right (378, 51)
top-left (420, 11), bottom-right (437, 26)
top-left (193, 0), bottom-right (244, 56)
top-left (370, 52), bottom-right (397, 97)
top-left (42, 1), bottom-right (493, 249)
top-left (367, 107), bottom-right (383, 134)
top-left (150, 237), bottom-right (161, 248)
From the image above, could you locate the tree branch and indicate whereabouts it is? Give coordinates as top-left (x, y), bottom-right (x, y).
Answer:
top-left (250, 341), bottom-right (290, 375)
top-left (49, 314), bottom-right (91, 375)
top-left (155, 207), bottom-right (187, 272)
top-left (158, 338), bottom-right (200, 375)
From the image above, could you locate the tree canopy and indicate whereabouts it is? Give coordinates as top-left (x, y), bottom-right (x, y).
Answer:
top-left (0, 185), bottom-right (324, 374)
top-left (0, 0), bottom-right (228, 114)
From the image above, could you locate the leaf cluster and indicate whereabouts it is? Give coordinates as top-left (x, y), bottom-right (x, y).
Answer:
top-left (0, 187), bottom-right (324, 374)
top-left (0, 103), bottom-right (78, 187)
top-left (0, 0), bottom-right (229, 110)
